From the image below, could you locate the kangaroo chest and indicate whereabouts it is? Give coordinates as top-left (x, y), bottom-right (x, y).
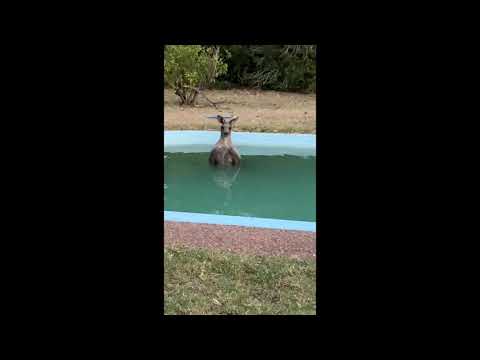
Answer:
top-left (214, 146), bottom-right (234, 161)
top-left (210, 143), bottom-right (240, 166)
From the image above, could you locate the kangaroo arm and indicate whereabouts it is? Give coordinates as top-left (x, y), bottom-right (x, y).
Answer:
top-left (210, 147), bottom-right (227, 166)
top-left (209, 149), bottom-right (218, 165)
top-left (228, 148), bottom-right (241, 165)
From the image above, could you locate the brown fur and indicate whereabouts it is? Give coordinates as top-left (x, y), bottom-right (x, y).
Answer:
top-left (209, 115), bottom-right (241, 167)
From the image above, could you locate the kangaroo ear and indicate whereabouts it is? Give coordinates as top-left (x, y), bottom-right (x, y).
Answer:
top-left (229, 116), bottom-right (239, 124)
top-left (216, 115), bottom-right (225, 124)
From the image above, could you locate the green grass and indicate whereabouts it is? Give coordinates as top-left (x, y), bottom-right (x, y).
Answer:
top-left (164, 247), bottom-right (316, 315)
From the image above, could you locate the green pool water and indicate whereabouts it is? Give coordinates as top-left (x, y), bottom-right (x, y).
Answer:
top-left (164, 152), bottom-right (316, 222)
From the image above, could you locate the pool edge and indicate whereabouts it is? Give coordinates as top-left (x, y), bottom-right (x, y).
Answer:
top-left (164, 211), bottom-right (316, 233)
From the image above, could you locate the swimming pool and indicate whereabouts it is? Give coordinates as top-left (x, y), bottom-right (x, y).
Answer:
top-left (164, 131), bottom-right (316, 232)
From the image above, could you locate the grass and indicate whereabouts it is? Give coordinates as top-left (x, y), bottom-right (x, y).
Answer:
top-left (164, 88), bottom-right (316, 134)
top-left (164, 246), bottom-right (316, 315)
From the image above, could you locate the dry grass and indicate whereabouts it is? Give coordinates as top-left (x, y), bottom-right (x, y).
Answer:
top-left (164, 88), bottom-right (316, 134)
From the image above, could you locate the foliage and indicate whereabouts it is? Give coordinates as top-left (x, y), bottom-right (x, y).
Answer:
top-left (164, 45), bottom-right (317, 97)
top-left (164, 45), bottom-right (228, 105)
top-left (216, 45), bottom-right (316, 92)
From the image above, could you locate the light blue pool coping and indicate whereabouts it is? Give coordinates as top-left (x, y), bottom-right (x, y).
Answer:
top-left (164, 131), bottom-right (316, 233)
top-left (165, 130), bottom-right (316, 156)
top-left (165, 211), bottom-right (316, 232)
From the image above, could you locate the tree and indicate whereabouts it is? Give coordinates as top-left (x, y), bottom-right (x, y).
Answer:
top-left (164, 45), bottom-right (228, 106)
top-left (216, 45), bottom-right (316, 92)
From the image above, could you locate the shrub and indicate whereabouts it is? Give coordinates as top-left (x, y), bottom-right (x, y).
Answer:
top-left (217, 45), bottom-right (316, 93)
top-left (164, 45), bottom-right (228, 105)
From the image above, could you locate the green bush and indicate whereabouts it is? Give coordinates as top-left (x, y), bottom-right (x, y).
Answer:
top-left (216, 45), bottom-right (316, 93)
top-left (164, 45), bottom-right (316, 97)
top-left (164, 45), bottom-right (228, 105)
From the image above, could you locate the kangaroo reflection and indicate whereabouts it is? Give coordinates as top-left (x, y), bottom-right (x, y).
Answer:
top-left (211, 165), bottom-right (241, 206)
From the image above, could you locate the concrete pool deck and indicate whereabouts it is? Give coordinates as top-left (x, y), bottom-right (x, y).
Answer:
top-left (165, 221), bottom-right (316, 260)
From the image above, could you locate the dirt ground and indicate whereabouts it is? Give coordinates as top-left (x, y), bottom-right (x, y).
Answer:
top-left (164, 88), bottom-right (316, 134)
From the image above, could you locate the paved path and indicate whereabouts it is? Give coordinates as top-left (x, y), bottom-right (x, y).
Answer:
top-left (164, 221), bottom-right (316, 260)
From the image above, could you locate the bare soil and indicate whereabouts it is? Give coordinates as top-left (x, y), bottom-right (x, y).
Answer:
top-left (164, 88), bottom-right (316, 134)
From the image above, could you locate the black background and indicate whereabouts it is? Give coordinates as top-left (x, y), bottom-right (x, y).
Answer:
top-left (16, 13), bottom-right (422, 336)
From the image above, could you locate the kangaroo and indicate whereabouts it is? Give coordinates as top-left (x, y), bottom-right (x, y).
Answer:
top-left (209, 115), bottom-right (241, 167)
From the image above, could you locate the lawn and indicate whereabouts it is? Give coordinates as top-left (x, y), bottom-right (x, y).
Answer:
top-left (164, 246), bottom-right (316, 315)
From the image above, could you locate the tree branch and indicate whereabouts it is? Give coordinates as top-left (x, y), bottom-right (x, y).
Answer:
top-left (183, 85), bottom-right (225, 108)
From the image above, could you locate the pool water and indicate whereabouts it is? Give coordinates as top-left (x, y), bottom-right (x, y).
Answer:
top-left (164, 152), bottom-right (316, 222)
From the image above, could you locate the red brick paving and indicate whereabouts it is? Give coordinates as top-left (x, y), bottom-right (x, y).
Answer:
top-left (164, 221), bottom-right (316, 260)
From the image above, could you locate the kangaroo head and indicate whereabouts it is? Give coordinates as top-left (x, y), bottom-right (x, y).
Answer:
top-left (217, 115), bottom-right (239, 137)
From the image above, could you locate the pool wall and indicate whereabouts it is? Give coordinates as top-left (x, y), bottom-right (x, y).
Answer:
top-left (164, 131), bottom-right (316, 232)
top-left (165, 131), bottom-right (316, 156)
